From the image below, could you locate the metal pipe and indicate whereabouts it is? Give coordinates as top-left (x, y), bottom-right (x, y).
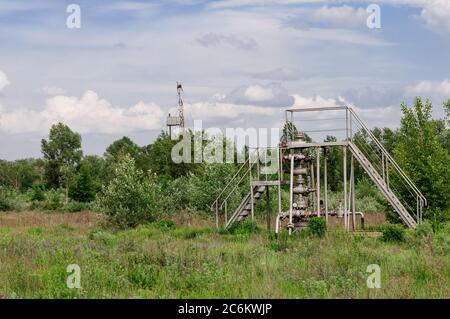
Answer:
top-left (289, 155), bottom-right (295, 235)
top-left (324, 148), bottom-right (328, 224)
top-left (275, 213), bottom-right (282, 235)
top-left (351, 154), bottom-right (356, 231)
top-left (343, 146), bottom-right (348, 231)
top-left (355, 212), bottom-right (365, 229)
top-left (316, 147), bottom-right (320, 217)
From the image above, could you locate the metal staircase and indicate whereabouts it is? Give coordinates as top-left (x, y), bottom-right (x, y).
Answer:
top-left (225, 185), bottom-right (266, 228)
top-left (348, 107), bottom-right (427, 229)
top-left (348, 142), bottom-right (417, 228)
top-left (211, 106), bottom-right (427, 231)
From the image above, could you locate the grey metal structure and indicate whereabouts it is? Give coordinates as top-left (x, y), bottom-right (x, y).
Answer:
top-left (211, 106), bottom-right (427, 233)
top-left (166, 82), bottom-right (185, 138)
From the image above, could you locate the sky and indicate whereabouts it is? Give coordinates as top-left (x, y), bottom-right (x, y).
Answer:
top-left (0, 0), bottom-right (449, 160)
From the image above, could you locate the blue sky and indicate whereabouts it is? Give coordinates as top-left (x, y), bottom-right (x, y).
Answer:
top-left (0, 0), bottom-right (450, 159)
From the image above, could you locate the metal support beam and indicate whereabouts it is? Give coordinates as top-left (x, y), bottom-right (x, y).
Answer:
top-left (324, 148), bottom-right (328, 224)
top-left (289, 155), bottom-right (295, 235)
top-left (250, 186), bottom-right (255, 221)
top-left (343, 146), bottom-right (348, 231)
top-left (316, 147), bottom-right (320, 217)
top-left (351, 154), bottom-right (356, 231)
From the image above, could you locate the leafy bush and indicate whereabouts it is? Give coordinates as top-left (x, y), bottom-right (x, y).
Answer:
top-left (153, 220), bottom-right (176, 230)
top-left (31, 185), bottom-right (46, 202)
top-left (89, 230), bottom-right (117, 247)
top-left (64, 201), bottom-right (90, 212)
top-left (96, 155), bottom-right (161, 228)
top-left (0, 187), bottom-right (14, 211)
top-left (382, 224), bottom-right (405, 242)
top-left (415, 221), bottom-right (433, 239)
top-left (31, 190), bottom-right (63, 211)
top-left (307, 217), bottom-right (327, 238)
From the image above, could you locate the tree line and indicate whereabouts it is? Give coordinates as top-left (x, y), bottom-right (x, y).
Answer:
top-left (0, 97), bottom-right (449, 228)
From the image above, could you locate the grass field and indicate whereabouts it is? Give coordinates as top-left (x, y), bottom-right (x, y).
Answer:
top-left (0, 211), bottom-right (449, 299)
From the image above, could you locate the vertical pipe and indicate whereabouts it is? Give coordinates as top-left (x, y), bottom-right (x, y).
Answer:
top-left (278, 147), bottom-right (282, 217)
top-left (343, 147), bottom-right (348, 231)
top-left (324, 148), bottom-right (328, 224)
top-left (345, 108), bottom-right (349, 141)
top-left (289, 155), bottom-right (295, 235)
top-left (278, 182), bottom-right (282, 218)
top-left (311, 162), bottom-right (316, 212)
top-left (382, 153), bottom-right (385, 183)
top-left (316, 147), bottom-right (320, 217)
top-left (350, 109), bottom-right (353, 141)
top-left (351, 154), bottom-right (356, 231)
top-left (250, 185), bottom-right (255, 221)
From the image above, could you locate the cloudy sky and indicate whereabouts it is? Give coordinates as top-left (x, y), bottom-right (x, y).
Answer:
top-left (0, 0), bottom-right (449, 160)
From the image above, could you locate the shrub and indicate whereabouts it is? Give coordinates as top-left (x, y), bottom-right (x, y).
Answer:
top-left (64, 201), bottom-right (89, 212)
top-left (415, 221), bottom-right (433, 239)
top-left (381, 224), bottom-right (405, 242)
top-left (31, 185), bottom-right (46, 202)
top-left (96, 155), bottom-right (161, 228)
top-left (69, 165), bottom-right (97, 203)
top-left (153, 220), bottom-right (176, 231)
top-left (89, 230), bottom-right (116, 247)
top-left (0, 187), bottom-right (14, 211)
top-left (40, 190), bottom-right (63, 211)
top-left (307, 217), bottom-right (327, 238)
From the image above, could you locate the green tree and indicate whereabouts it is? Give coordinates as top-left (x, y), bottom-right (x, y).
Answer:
top-left (80, 155), bottom-right (108, 188)
top-left (97, 155), bottom-right (161, 228)
top-left (147, 131), bottom-right (199, 182)
top-left (104, 136), bottom-right (140, 162)
top-left (69, 164), bottom-right (96, 202)
top-left (41, 123), bottom-right (82, 189)
top-left (394, 97), bottom-right (450, 224)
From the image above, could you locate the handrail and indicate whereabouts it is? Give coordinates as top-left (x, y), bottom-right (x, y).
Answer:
top-left (219, 165), bottom-right (253, 210)
top-left (349, 108), bottom-right (427, 206)
top-left (210, 156), bottom-right (250, 211)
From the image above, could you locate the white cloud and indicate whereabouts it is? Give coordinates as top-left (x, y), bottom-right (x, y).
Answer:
top-left (0, 71), bottom-right (10, 91)
top-left (406, 80), bottom-right (450, 97)
top-left (419, 0), bottom-right (450, 36)
top-left (186, 101), bottom-right (277, 120)
top-left (245, 85), bottom-right (275, 101)
top-left (0, 90), bottom-right (164, 134)
top-left (310, 5), bottom-right (367, 28)
top-left (226, 83), bottom-right (295, 107)
top-left (291, 94), bottom-right (346, 108)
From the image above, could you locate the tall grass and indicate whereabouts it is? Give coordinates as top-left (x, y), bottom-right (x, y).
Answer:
top-left (0, 213), bottom-right (448, 298)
